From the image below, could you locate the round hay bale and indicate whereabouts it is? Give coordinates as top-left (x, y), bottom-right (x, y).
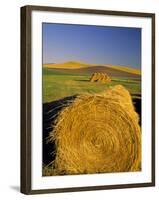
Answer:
top-left (90, 72), bottom-right (111, 83)
top-left (49, 85), bottom-right (141, 175)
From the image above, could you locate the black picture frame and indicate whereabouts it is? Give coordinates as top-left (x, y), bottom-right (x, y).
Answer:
top-left (21, 5), bottom-right (155, 194)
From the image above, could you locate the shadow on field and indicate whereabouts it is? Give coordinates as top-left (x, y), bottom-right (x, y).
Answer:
top-left (43, 94), bottom-right (141, 166)
top-left (43, 95), bottom-right (76, 166)
top-left (132, 94), bottom-right (141, 125)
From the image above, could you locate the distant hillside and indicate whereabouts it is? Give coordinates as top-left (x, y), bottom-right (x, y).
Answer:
top-left (105, 65), bottom-right (141, 75)
top-left (43, 61), bottom-right (141, 76)
top-left (44, 61), bottom-right (92, 69)
top-left (46, 66), bottom-right (140, 78)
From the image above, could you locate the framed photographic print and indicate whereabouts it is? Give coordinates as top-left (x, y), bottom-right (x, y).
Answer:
top-left (21, 5), bottom-right (155, 194)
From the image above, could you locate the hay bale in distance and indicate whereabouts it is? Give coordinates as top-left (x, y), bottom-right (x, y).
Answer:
top-left (49, 85), bottom-right (141, 175)
top-left (90, 72), bottom-right (111, 83)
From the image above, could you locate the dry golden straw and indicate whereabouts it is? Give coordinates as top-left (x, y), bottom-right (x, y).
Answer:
top-left (90, 72), bottom-right (111, 83)
top-left (48, 85), bottom-right (141, 175)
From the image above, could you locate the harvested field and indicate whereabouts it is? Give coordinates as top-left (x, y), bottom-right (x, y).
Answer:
top-left (42, 68), bottom-right (141, 103)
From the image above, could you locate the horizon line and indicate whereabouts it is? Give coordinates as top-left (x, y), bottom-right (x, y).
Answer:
top-left (43, 60), bottom-right (141, 70)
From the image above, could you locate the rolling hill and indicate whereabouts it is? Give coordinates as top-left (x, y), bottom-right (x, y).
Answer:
top-left (44, 61), bottom-right (91, 69)
top-left (47, 66), bottom-right (140, 78)
top-left (43, 61), bottom-right (141, 78)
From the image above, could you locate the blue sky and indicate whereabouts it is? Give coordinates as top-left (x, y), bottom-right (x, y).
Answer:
top-left (43, 23), bottom-right (141, 69)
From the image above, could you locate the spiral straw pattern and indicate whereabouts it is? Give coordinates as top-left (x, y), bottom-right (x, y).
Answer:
top-left (49, 85), bottom-right (141, 175)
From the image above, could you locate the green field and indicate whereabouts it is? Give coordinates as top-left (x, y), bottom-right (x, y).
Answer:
top-left (43, 68), bottom-right (141, 103)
